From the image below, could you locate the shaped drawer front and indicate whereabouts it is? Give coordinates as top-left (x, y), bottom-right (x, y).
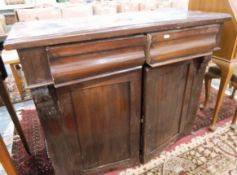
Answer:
top-left (146, 25), bottom-right (220, 66)
top-left (47, 36), bottom-right (145, 87)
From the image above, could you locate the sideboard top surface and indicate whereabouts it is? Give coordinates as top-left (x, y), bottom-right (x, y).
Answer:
top-left (4, 9), bottom-right (230, 50)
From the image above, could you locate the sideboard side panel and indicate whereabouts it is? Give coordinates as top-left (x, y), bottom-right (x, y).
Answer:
top-left (180, 56), bottom-right (211, 133)
top-left (18, 47), bottom-right (52, 87)
top-left (31, 86), bottom-right (76, 175)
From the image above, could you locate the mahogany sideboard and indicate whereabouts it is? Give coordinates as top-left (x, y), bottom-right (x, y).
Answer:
top-left (4, 10), bottom-right (230, 175)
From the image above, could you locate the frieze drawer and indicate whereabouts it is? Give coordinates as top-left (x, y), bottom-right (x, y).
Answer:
top-left (47, 36), bottom-right (146, 87)
top-left (146, 25), bottom-right (220, 67)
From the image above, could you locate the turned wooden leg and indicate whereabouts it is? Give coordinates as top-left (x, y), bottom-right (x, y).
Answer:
top-left (230, 87), bottom-right (237, 99)
top-left (230, 107), bottom-right (237, 130)
top-left (0, 135), bottom-right (18, 175)
top-left (204, 75), bottom-right (212, 108)
top-left (10, 64), bottom-right (24, 99)
top-left (209, 65), bottom-right (234, 131)
top-left (0, 75), bottom-right (31, 155)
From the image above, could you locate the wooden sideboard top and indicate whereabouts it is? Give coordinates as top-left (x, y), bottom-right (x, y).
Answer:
top-left (4, 9), bottom-right (230, 50)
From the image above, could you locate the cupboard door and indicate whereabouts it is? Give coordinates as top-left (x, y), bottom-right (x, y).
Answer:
top-left (142, 57), bottom-right (209, 163)
top-left (142, 61), bottom-right (191, 162)
top-left (56, 69), bottom-right (141, 174)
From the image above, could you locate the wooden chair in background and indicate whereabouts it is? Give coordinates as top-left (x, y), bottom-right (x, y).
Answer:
top-left (203, 64), bottom-right (237, 106)
top-left (204, 64), bottom-right (237, 129)
top-left (229, 75), bottom-right (237, 99)
top-left (232, 106), bottom-right (237, 129)
top-left (0, 63), bottom-right (31, 155)
top-left (1, 49), bottom-right (24, 99)
top-left (189, 0), bottom-right (237, 130)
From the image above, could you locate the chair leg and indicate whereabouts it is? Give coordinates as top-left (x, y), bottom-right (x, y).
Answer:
top-left (10, 64), bottom-right (24, 100)
top-left (0, 135), bottom-right (18, 175)
top-left (0, 76), bottom-right (31, 155)
top-left (204, 75), bottom-right (212, 108)
top-left (230, 87), bottom-right (237, 99)
top-left (209, 65), bottom-right (233, 131)
top-left (231, 107), bottom-right (237, 130)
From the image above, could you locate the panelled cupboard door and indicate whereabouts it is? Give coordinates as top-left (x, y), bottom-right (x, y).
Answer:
top-left (55, 69), bottom-right (142, 174)
top-left (142, 57), bottom-right (209, 162)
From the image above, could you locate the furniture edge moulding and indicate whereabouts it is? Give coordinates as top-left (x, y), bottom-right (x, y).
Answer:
top-left (3, 11), bottom-right (231, 50)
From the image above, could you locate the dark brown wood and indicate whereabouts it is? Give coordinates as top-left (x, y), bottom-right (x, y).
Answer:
top-left (32, 69), bottom-right (141, 175)
top-left (142, 56), bottom-right (211, 162)
top-left (142, 61), bottom-right (190, 162)
top-left (3, 9), bottom-right (230, 175)
top-left (146, 25), bottom-right (219, 65)
top-left (46, 36), bottom-right (145, 58)
top-left (4, 10), bottom-right (230, 50)
top-left (47, 36), bottom-right (145, 87)
top-left (0, 73), bottom-right (31, 155)
top-left (181, 56), bottom-right (211, 134)
top-left (17, 47), bottom-right (53, 88)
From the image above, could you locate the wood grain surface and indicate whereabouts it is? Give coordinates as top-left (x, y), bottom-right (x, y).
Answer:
top-left (4, 9), bottom-right (230, 50)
